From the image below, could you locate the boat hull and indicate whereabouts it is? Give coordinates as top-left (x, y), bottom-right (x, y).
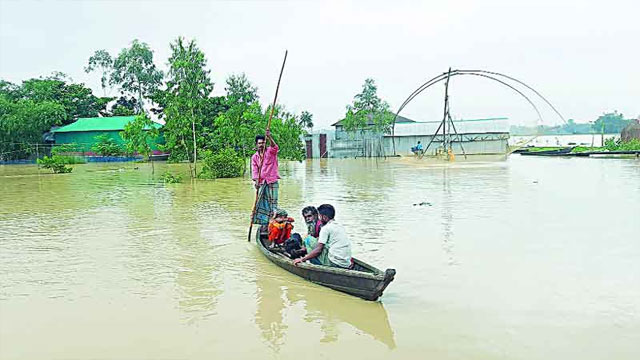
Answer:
top-left (256, 230), bottom-right (395, 301)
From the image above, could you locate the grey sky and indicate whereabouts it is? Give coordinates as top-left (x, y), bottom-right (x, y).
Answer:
top-left (1, 0), bottom-right (638, 129)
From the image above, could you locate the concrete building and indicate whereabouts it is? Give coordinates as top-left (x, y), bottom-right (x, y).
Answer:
top-left (303, 130), bottom-right (335, 158)
top-left (327, 116), bottom-right (510, 158)
top-left (330, 115), bottom-right (416, 158)
top-left (386, 117), bottom-right (510, 156)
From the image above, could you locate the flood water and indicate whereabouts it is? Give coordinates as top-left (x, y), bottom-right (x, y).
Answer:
top-left (1, 156), bottom-right (639, 359)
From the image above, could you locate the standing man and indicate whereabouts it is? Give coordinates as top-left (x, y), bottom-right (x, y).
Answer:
top-left (252, 129), bottom-right (280, 225)
top-left (294, 204), bottom-right (352, 268)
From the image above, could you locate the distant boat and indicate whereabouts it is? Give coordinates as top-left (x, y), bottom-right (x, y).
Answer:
top-left (519, 147), bottom-right (574, 156)
top-left (256, 228), bottom-right (396, 301)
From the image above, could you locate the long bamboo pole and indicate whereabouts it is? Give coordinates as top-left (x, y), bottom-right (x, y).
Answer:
top-left (248, 50), bottom-right (288, 242)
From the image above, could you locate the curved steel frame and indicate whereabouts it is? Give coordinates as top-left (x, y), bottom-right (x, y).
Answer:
top-left (391, 69), bottom-right (566, 155)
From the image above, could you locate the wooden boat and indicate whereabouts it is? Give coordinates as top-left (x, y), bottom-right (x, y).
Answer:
top-left (256, 229), bottom-right (396, 301)
top-left (519, 146), bottom-right (575, 156)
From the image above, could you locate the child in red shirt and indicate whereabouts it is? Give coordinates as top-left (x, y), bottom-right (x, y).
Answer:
top-left (268, 209), bottom-right (294, 245)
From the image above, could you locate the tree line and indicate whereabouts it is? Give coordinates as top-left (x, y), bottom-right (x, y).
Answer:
top-left (1, 38), bottom-right (313, 178)
top-left (510, 111), bottom-right (636, 136)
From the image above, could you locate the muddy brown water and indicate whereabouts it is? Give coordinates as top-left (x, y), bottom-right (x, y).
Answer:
top-left (1, 156), bottom-right (639, 359)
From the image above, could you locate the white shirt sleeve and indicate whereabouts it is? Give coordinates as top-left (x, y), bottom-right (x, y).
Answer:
top-left (318, 224), bottom-right (329, 244)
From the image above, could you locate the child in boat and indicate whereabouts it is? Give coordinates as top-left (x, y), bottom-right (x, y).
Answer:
top-left (268, 209), bottom-right (294, 246)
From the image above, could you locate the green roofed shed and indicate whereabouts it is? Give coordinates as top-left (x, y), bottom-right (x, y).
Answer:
top-left (53, 116), bottom-right (164, 152)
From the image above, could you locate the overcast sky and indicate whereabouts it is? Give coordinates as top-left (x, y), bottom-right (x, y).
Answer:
top-left (1, 0), bottom-right (638, 129)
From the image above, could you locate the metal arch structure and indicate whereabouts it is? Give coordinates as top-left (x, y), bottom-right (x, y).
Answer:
top-left (390, 69), bottom-right (566, 156)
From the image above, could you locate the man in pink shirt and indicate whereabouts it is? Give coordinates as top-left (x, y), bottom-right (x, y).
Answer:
top-left (251, 129), bottom-right (280, 225)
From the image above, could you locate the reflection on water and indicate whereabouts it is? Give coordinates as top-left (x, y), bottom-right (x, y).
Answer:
top-left (1, 157), bottom-right (640, 359)
top-left (254, 259), bottom-right (396, 350)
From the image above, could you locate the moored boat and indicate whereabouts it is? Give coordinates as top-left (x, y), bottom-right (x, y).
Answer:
top-left (256, 229), bottom-right (396, 301)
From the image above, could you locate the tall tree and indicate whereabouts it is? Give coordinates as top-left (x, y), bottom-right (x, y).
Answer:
top-left (343, 78), bottom-right (393, 135)
top-left (210, 74), bottom-right (260, 158)
top-left (19, 75), bottom-right (109, 124)
top-left (110, 40), bottom-right (163, 113)
top-left (298, 110), bottom-right (314, 132)
top-left (163, 37), bottom-right (213, 178)
top-left (121, 114), bottom-right (159, 173)
top-left (109, 96), bottom-right (138, 116)
top-left (225, 73), bottom-right (258, 105)
top-left (0, 95), bottom-right (66, 160)
top-left (85, 49), bottom-right (113, 96)
top-left (592, 111), bottom-right (630, 134)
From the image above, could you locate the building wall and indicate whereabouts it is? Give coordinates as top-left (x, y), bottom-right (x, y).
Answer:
top-left (329, 133), bottom-right (509, 158)
top-left (384, 133), bottom-right (509, 156)
top-left (55, 131), bottom-right (123, 152)
top-left (331, 119), bottom-right (510, 157)
top-left (303, 131), bottom-right (333, 158)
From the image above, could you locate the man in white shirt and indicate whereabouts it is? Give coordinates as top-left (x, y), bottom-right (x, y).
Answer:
top-left (293, 204), bottom-right (352, 268)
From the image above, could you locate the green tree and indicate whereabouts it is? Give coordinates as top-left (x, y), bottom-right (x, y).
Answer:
top-left (268, 107), bottom-right (306, 161)
top-left (85, 49), bottom-right (113, 96)
top-left (208, 74), bottom-right (262, 160)
top-left (121, 114), bottom-right (159, 173)
top-left (110, 40), bottom-right (163, 113)
top-left (109, 96), bottom-right (138, 116)
top-left (592, 111), bottom-right (630, 134)
top-left (298, 110), bottom-right (314, 132)
top-left (343, 78), bottom-right (394, 135)
top-left (225, 73), bottom-right (258, 105)
top-left (91, 134), bottom-right (123, 156)
top-left (200, 148), bottom-right (245, 179)
top-left (0, 80), bottom-right (20, 100)
top-left (212, 101), bottom-right (261, 159)
top-left (0, 95), bottom-right (66, 160)
top-left (162, 37), bottom-right (213, 178)
top-left (19, 76), bottom-right (110, 124)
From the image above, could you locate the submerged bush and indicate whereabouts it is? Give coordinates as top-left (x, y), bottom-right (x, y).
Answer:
top-left (91, 134), bottom-right (123, 156)
top-left (200, 148), bottom-right (244, 179)
top-left (160, 172), bottom-right (182, 183)
top-left (604, 138), bottom-right (618, 151)
top-left (604, 138), bottom-right (640, 151)
top-left (37, 155), bottom-right (72, 173)
top-left (619, 138), bottom-right (640, 151)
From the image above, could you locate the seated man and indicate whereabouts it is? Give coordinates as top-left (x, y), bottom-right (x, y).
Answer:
top-left (293, 204), bottom-right (352, 268)
top-left (283, 206), bottom-right (323, 259)
top-left (268, 209), bottom-right (294, 246)
top-left (301, 206), bottom-right (323, 254)
top-left (411, 141), bottom-right (424, 155)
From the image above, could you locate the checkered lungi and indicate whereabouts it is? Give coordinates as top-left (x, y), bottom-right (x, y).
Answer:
top-left (252, 181), bottom-right (279, 225)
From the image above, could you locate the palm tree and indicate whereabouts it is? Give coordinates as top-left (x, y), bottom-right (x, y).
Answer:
top-left (298, 111), bottom-right (313, 132)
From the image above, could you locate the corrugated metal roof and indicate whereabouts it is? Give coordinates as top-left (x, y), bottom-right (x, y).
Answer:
top-left (53, 116), bottom-right (162, 133)
top-left (332, 114), bottom-right (416, 127)
top-left (389, 118), bottom-right (509, 136)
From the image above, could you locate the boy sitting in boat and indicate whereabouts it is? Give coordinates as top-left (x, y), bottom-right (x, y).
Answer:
top-left (293, 204), bottom-right (352, 269)
top-left (268, 209), bottom-right (294, 247)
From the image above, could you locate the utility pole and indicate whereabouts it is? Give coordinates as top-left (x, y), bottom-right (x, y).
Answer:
top-left (442, 67), bottom-right (451, 158)
top-left (442, 68), bottom-right (451, 154)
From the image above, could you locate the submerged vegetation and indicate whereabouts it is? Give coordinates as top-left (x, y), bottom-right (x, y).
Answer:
top-left (36, 143), bottom-right (84, 173)
top-left (200, 148), bottom-right (245, 179)
top-left (91, 134), bottom-right (123, 156)
top-left (160, 171), bottom-right (182, 183)
top-left (518, 138), bottom-right (640, 155)
top-left (604, 138), bottom-right (640, 151)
